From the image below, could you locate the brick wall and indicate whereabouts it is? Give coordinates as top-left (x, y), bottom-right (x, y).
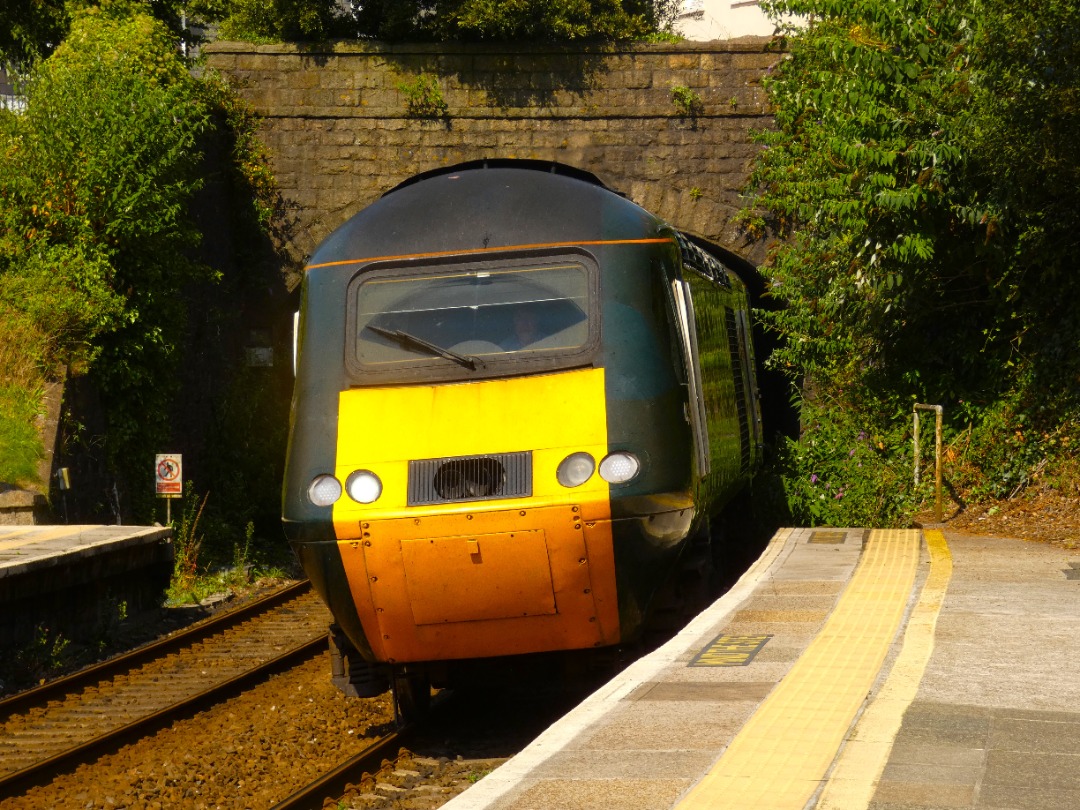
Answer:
top-left (204, 37), bottom-right (779, 269)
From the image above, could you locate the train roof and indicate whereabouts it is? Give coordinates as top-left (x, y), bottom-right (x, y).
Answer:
top-left (382, 159), bottom-right (613, 196)
top-left (305, 161), bottom-right (661, 271)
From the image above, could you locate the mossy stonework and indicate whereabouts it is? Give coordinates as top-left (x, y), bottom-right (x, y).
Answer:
top-left (204, 39), bottom-right (778, 268)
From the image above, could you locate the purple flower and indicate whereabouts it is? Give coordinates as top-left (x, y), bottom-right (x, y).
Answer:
top-left (810, 474), bottom-right (819, 484)
top-left (849, 449), bottom-right (856, 457)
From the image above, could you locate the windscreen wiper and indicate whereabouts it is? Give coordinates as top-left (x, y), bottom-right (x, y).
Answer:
top-left (365, 324), bottom-right (484, 370)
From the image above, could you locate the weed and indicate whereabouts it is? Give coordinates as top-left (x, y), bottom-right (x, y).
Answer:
top-left (670, 84), bottom-right (704, 118)
top-left (689, 187), bottom-right (703, 200)
top-left (92, 595), bottom-right (131, 651)
top-left (398, 73), bottom-right (449, 119)
top-left (641, 30), bottom-right (683, 43)
top-left (13, 624), bottom-right (73, 684)
top-left (169, 487), bottom-right (208, 599)
top-left (232, 520), bottom-right (254, 577)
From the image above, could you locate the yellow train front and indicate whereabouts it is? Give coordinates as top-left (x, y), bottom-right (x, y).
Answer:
top-left (283, 161), bottom-right (762, 709)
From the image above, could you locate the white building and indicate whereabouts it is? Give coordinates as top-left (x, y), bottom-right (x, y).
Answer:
top-left (673, 0), bottom-right (776, 40)
top-left (0, 67), bottom-right (27, 113)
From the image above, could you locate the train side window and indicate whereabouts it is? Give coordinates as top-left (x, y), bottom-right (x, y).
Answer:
top-left (671, 279), bottom-right (711, 478)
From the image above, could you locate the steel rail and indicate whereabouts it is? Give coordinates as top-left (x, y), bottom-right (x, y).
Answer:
top-left (270, 730), bottom-right (409, 810)
top-left (271, 689), bottom-right (453, 809)
top-left (0, 579), bottom-right (313, 720)
top-left (0, 635), bottom-right (327, 798)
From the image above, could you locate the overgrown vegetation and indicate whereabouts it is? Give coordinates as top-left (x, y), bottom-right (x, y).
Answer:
top-left (1, 2), bottom-right (292, 572)
top-left (744, 0), bottom-right (1080, 525)
top-left (398, 72), bottom-right (449, 119)
top-left (670, 84), bottom-right (704, 118)
top-left (165, 488), bottom-right (276, 604)
top-left (0, 312), bottom-right (48, 485)
top-left (1, 0), bottom-right (682, 49)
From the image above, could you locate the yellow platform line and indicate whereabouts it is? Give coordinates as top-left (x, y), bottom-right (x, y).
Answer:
top-left (0, 526), bottom-right (99, 553)
top-left (815, 529), bottom-right (952, 809)
top-left (675, 529), bottom-right (921, 810)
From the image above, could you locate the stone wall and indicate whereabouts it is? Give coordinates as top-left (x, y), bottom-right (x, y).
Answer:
top-left (204, 38), bottom-right (779, 269)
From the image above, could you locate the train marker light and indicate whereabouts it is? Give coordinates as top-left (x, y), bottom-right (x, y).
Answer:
top-left (557, 452), bottom-right (595, 488)
top-left (308, 474), bottom-right (342, 506)
top-left (346, 470), bottom-right (383, 503)
top-left (599, 452), bottom-right (641, 484)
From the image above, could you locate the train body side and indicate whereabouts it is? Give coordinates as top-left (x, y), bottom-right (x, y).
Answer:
top-left (282, 164), bottom-right (761, 670)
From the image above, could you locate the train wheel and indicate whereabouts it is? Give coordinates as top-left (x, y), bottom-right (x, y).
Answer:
top-left (393, 670), bottom-right (431, 724)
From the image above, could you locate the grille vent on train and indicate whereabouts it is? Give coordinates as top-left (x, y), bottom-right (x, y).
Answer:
top-left (408, 451), bottom-right (532, 506)
top-left (725, 309), bottom-right (753, 473)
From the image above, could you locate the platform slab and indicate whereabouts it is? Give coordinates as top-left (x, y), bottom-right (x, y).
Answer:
top-left (0, 524), bottom-right (174, 652)
top-left (442, 527), bottom-right (1080, 810)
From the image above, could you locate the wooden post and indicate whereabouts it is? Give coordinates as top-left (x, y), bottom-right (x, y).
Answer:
top-left (913, 404), bottom-right (944, 523)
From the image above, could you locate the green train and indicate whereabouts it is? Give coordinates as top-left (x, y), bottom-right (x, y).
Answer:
top-left (282, 160), bottom-right (762, 715)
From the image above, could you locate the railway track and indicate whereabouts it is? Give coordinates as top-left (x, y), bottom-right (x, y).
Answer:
top-left (0, 573), bottom-right (709, 807)
top-left (0, 580), bottom-right (332, 798)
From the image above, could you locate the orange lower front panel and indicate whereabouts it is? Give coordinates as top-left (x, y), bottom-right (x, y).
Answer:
top-left (337, 504), bottom-right (620, 663)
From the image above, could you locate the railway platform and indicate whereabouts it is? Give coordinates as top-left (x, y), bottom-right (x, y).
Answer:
top-left (444, 526), bottom-right (1080, 810)
top-left (0, 525), bottom-right (173, 651)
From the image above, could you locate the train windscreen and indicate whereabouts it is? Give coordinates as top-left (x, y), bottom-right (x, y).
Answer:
top-left (352, 260), bottom-right (592, 370)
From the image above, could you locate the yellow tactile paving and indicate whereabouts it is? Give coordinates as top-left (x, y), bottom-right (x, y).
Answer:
top-left (675, 529), bottom-right (921, 810)
top-left (0, 526), bottom-right (100, 554)
top-left (815, 529), bottom-right (952, 809)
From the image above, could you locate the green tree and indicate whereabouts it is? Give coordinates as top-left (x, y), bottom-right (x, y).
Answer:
top-left (0, 4), bottom-right (212, 507)
top-left (744, 0), bottom-right (1080, 523)
top-left (310, 0), bottom-right (655, 42)
top-left (0, 0), bottom-right (69, 69)
top-left (2, 0), bottom-right (289, 541)
top-left (211, 0), bottom-right (343, 42)
top-left (0, 0), bottom-right (209, 69)
top-left (747, 0), bottom-right (986, 395)
top-left (966, 0), bottom-right (1080, 355)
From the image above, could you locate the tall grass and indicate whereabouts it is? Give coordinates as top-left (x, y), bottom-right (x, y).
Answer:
top-left (0, 308), bottom-right (46, 486)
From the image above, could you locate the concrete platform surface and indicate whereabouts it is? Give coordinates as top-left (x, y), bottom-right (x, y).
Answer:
top-left (0, 525), bottom-right (172, 580)
top-left (442, 527), bottom-right (1080, 810)
top-left (0, 525), bottom-right (174, 651)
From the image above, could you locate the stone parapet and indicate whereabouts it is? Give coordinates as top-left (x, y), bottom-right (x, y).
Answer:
top-left (205, 37), bottom-right (779, 267)
top-left (0, 488), bottom-right (49, 526)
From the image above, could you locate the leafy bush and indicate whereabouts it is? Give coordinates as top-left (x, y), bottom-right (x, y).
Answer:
top-left (745, 0), bottom-right (1080, 522)
top-left (780, 397), bottom-right (923, 528)
top-left (1, 4), bottom-right (288, 530)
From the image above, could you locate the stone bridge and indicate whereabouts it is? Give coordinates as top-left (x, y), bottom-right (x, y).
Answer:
top-left (204, 37), bottom-right (779, 273)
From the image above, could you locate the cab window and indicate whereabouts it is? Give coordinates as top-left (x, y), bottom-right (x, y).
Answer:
top-left (346, 252), bottom-right (598, 382)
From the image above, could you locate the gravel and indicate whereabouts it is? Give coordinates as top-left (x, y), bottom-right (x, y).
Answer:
top-left (9, 653), bottom-right (397, 808)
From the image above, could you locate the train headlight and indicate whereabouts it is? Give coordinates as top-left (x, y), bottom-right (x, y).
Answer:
top-left (557, 452), bottom-right (595, 488)
top-left (308, 474), bottom-right (342, 507)
top-left (599, 452), bottom-right (641, 484)
top-left (346, 470), bottom-right (382, 504)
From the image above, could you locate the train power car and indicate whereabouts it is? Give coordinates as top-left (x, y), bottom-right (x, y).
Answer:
top-left (282, 160), bottom-right (763, 716)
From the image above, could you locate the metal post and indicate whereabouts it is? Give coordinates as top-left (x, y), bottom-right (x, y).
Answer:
top-left (913, 404), bottom-right (944, 523)
top-left (935, 406), bottom-right (943, 523)
top-left (913, 410), bottom-right (921, 486)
